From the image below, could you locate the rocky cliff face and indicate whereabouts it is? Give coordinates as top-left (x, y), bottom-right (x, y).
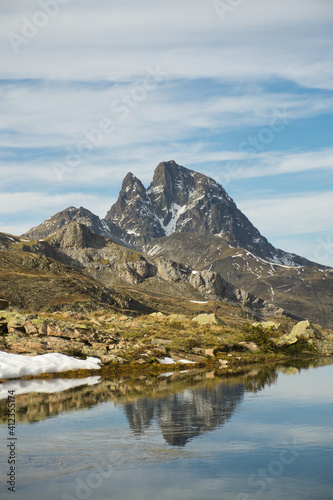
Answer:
top-left (23, 206), bottom-right (128, 247)
top-left (105, 161), bottom-right (313, 266)
top-left (29, 222), bottom-right (293, 320)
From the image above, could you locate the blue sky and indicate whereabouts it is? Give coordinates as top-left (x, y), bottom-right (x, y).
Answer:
top-left (1, 0), bottom-right (333, 265)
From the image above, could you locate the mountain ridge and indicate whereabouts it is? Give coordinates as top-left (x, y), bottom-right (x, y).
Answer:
top-left (20, 160), bottom-right (332, 327)
top-left (105, 161), bottom-right (315, 266)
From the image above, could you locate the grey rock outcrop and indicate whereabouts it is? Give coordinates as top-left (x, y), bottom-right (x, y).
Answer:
top-left (192, 313), bottom-right (225, 326)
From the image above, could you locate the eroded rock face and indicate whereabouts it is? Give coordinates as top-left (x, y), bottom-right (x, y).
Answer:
top-left (105, 161), bottom-right (276, 259)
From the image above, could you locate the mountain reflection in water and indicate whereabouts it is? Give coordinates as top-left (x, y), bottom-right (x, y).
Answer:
top-left (125, 383), bottom-right (245, 446)
top-left (1, 359), bottom-right (329, 447)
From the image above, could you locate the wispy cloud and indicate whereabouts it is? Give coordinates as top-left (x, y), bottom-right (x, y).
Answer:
top-left (1, 0), bottom-right (332, 264)
top-left (238, 191), bottom-right (333, 237)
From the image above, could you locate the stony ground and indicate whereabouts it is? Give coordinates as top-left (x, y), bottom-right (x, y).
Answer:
top-left (1, 303), bottom-right (333, 381)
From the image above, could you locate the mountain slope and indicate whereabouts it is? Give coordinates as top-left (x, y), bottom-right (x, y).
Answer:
top-left (0, 232), bottom-right (151, 313)
top-left (144, 232), bottom-right (333, 327)
top-left (11, 224), bottom-right (294, 321)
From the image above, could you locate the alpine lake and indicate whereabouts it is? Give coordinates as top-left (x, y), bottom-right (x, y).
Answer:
top-left (1, 359), bottom-right (332, 500)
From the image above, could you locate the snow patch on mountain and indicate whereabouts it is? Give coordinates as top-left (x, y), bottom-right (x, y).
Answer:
top-left (161, 202), bottom-right (188, 236)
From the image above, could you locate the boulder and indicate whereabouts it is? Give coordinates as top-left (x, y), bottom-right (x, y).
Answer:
top-left (168, 314), bottom-right (187, 321)
top-left (149, 312), bottom-right (167, 319)
top-left (192, 313), bottom-right (225, 326)
top-left (252, 321), bottom-right (281, 330)
top-left (238, 341), bottom-right (260, 352)
top-left (277, 320), bottom-right (323, 348)
top-left (290, 320), bottom-right (321, 339)
top-left (276, 333), bottom-right (298, 347)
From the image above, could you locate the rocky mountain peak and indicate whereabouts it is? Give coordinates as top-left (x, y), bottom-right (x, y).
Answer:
top-left (105, 172), bottom-right (147, 223)
top-left (105, 161), bottom-right (273, 254)
top-left (123, 172), bottom-right (146, 193)
top-left (48, 222), bottom-right (106, 250)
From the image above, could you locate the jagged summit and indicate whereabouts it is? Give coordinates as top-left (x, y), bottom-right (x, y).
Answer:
top-left (24, 161), bottom-right (316, 269)
top-left (104, 161), bottom-right (309, 265)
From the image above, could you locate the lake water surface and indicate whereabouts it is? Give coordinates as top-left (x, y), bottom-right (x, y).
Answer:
top-left (1, 360), bottom-right (332, 500)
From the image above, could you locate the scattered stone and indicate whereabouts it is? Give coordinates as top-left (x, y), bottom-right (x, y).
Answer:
top-left (192, 313), bottom-right (225, 326)
top-left (100, 354), bottom-right (128, 364)
top-left (238, 341), bottom-right (260, 352)
top-left (8, 342), bottom-right (45, 354)
top-left (8, 326), bottom-right (26, 334)
top-left (276, 333), bottom-right (298, 347)
top-left (252, 321), bottom-right (281, 330)
top-left (219, 359), bottom-right (228, 366)
top-left (151, 338), bottom-right (173, 346)
top-left (192, 347), bottom-right (205, 355)
top-left (90, 342), bottom-right (108, 353)
top-left (47, 324), bottom-right (62, 337)
top-left (149, 312), bottom-right (167, 319)
top-left (168, 314), bottom-right (187, 321)
top-left (204, 348), bottom-right (215, 357)
top-left (25, 321), bottom-right (38, 335)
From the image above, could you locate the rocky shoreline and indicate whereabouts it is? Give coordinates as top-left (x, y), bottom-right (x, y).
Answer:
top-left (1, 304), bottom-right (333, 381)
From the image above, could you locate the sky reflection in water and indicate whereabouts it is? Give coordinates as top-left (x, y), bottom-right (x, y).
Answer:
top-left (0, 361), bottom-right (332, 500)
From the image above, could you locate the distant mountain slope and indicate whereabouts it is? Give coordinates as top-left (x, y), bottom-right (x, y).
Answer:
top-left (47, 223), bottom-right (296, 319)
top-left (10, 224), bottom-right (293, 320)
top-left (144, 232), bottom-right (333, 327)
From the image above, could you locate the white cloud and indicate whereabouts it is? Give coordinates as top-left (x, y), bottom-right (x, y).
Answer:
top-left (238, 191), bottom-right (333, 236)
top-left (0, 0), bottom-right (332, 267)
top-left (0, 191), bottom-right (114, 224)
top-left (1, 0), bottom-right (333, 88)
top-left (220, 149), bottom-right (333, 181)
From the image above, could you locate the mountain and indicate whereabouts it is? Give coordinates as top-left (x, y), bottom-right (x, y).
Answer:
top-left (21, 160), bottom-right (332, 327)
top-left (144, 232), bottom-right (333, 327)
top-left (24, 206), bottom-right (129, 247)
top-left (105, 161), bottom-right (314, 266)
top-left (18, 222), bottom-right (291, 320)
top-left (0, 231), bottom-right (149, 313)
